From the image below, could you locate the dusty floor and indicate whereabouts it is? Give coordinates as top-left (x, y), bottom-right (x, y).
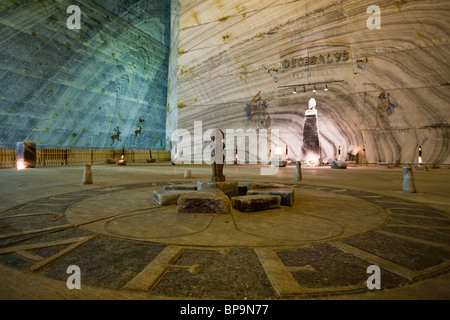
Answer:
top-left (0, 162), bottom-right (449, 301)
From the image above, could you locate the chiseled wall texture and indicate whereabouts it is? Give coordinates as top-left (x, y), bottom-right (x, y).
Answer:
top-left (176, 0), bottom-right (450, 165)
top-left (166, 0), bottom-right (180, 150)
top-left (0, 0), bottom-right (171, 150)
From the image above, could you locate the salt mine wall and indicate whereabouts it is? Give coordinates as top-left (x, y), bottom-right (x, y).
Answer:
top-left (175, 0), bottom-right (450, 165)
top-left (0, 0), bottom-right (172, 150)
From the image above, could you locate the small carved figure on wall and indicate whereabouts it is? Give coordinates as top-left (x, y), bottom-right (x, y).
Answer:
top-left (135, 125), bottom-right (142, 138)
top-left (245, 91), bottom-right (271, 129)
top-left (135, 117), bottom-right (145, 138)
top-left (111, 126), bottom-right (121, 146)
top-left (363, 83), bottom-right (399, 128)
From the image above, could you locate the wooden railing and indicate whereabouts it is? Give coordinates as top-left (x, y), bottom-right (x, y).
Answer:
top-left (0, 148), bottom-right (16, 168)
top-left (0, 148), bottom-right (170, 168)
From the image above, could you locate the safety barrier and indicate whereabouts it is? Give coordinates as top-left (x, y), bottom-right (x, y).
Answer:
top-left (0, 148), bottom-right (170, 168)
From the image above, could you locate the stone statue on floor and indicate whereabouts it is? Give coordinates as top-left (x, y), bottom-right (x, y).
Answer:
top-left (211, 129), bottom-right (225, 182)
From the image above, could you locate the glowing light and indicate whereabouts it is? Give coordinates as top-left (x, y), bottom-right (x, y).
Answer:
top-left (274, 147), bottom-right (284, 155)
top-left (418, 146), bottom-right (423, 165)
top-left (304, 152), bottom-right (320, 167)
top-left (17, 160), bottom-right (25, 171)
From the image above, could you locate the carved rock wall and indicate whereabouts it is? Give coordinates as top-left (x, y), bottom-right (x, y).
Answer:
top-left (176, 0), bottom-right (450, 165)
top-left (0, 0), bottom-right (171, 150)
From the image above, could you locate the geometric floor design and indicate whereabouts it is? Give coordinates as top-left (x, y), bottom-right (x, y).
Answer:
top-left (1, 180), bottom-right (449, 299)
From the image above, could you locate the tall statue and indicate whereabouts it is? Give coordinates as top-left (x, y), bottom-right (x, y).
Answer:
top-left (211, 129), bottom-right (225, 182)
top-left (301, 98), bottom-right (321, 164)
top-left (305, 97), bottom-right (318, 116)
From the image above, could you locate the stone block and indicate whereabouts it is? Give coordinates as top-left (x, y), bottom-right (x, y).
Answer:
top-left (82, 163), bottom-right (93, 185)
top-left (238, 182), bottom-right (249, 196)
top-left (247, 183), bottom-right (291, 190)
top-left (177, 189), bottom-right (231, 214)
top-left (272, 160), bottom-right (287, 167)
top-left (153, 190), bottom-right (195, 206)
top-left (402, 165), bottom-right (417, 193)
top-left (197, 180), bottom-right (238, 198)
top-left (331, 160), bottom-right (348, 169)
top-left (16, 142), bottom-right (36, 168)
top-left (247, 187), bottom-right (295, 206)
top-left (164, 184), bottom-right (198, 191)
top-left (413, 165), bottom-right (429, 172)
top-left (231, 195), bottom-right (281, 212)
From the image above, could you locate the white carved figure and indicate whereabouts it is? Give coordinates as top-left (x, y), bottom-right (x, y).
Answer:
top-left (305, 98), bottom-right (318, 116)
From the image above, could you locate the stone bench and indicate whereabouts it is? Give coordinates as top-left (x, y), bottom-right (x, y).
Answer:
top-left (164, 184), bottom-right (198, 190)
top-left (177, 189), bottom-right (231, 214)
top-left (197, 181), bottom-right (238, 198)
top-left (231, 195), bottom-right (281, 212)
top-left (247, 183), bottom-right (292, 190)
top-left (331, 160), bottom-right (348, 169)
top-left (238, 182), bottom-right (250, 196)
top-left (153, 189), bottom-right (196, 206)
top-left (272, 160), bottom-right (287, 167)
top-left (247, 187), bottom-right (295, 206)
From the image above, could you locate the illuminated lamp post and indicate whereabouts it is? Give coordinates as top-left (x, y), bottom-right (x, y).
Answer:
top-left (418, 146), bottom-right (423, 165)
top-left (118, 148), bottom-right (127, 165)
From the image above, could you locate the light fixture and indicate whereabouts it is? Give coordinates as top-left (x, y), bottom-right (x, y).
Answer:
top-left (293, 86), bottom-right (297, 94)
top-left (418, 146), bottom-right (422, 165)
top-left (312, 86), bottom-right (317, 93)
top-left (16, 159), bottom-right (25, 171)
top-left (303, 86), bottom-right (306, 92)
top-left (324, 84), bottom-right (329, 91)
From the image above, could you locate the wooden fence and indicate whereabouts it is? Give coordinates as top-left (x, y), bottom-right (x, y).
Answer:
top-left (0, 148), bottom-right (16, 168)
top-left (0, 148), bottom-right (170, 168)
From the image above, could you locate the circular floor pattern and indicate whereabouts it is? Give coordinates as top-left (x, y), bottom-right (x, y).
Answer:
top-left (66, 187), bottom-right (386, 247)
top-left (0, 180), bottom-right (449, 299)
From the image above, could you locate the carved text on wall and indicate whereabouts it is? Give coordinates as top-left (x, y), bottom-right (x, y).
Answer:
top-left (290, 67), bottom-right (339, 80)
top-left (282, 51), bottom-right (350, 70)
